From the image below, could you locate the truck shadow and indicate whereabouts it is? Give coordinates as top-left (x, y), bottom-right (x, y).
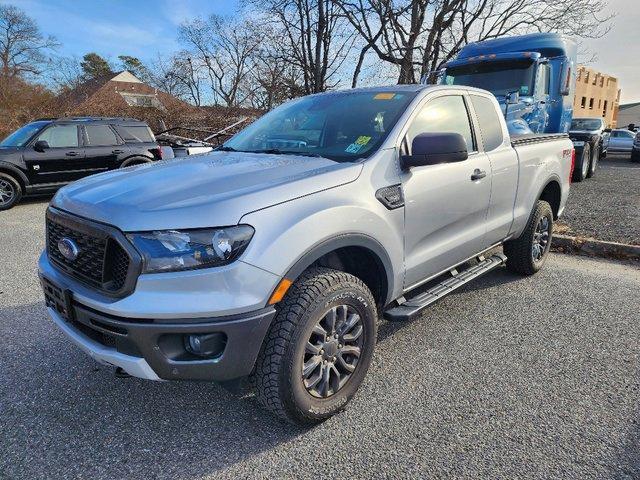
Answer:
top-left (377, 266), bottom-right (523, 344)
top-left (0, 301), bottom-right (307, 479)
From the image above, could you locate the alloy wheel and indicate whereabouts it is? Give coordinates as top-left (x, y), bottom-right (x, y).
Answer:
top-left (0, 179), bottom-right (15, 206)
top-left (302, 304), bottom-right (364, 398)
top-left (532, 216), bottom-right (550, 262)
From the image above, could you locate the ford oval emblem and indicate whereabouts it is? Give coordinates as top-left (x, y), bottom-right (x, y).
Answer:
top-left (58, 238), bottom-right (80, 261)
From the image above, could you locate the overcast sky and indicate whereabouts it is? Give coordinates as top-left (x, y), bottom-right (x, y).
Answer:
top-left (580, 0), bottom-right (640, 104)
top-left (5, 0), bottom-right (640, 104)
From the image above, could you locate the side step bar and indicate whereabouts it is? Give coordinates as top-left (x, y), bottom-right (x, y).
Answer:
top-left (384, 253), bottom-right (507, 322)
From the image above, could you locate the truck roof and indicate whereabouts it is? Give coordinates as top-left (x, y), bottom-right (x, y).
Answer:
top-left (457, 32), bottom-right (577, 60)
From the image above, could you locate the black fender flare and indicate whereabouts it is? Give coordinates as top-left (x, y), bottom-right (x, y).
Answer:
top-left (282, 233), bottom-right (396, 305)
top-left (0, 161), bottom-right (29, 191)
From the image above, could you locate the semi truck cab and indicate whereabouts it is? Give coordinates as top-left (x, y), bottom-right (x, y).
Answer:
top-left (438, 33), bottom-right (577, 136)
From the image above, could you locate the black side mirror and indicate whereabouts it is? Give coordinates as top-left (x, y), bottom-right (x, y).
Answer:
top-left (401, 132), bottom-right (468, 168)
top-left (33, 140), bottom-right (49, 152)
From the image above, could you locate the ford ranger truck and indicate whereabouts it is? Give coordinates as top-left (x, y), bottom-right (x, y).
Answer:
top-left (39, 85), bottom-right (574, 424)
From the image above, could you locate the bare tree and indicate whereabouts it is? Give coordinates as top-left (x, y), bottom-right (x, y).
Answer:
top-left (335, 0), bottom-right (613, 85)
top-left (0, 4), bottom-right (58, 79)
top-left (246, 0), bottom-right (357, 94)
top-left (179, 15), bottom-right (260, 107)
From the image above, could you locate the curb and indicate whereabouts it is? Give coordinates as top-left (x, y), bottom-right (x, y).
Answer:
top-left (551, 234), bottom-right (640, 261)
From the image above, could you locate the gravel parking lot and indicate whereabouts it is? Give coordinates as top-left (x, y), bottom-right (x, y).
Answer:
top-left (559, 154), bottom-right (640, 245)
top-left (1, 200), bottom-right (639, 479)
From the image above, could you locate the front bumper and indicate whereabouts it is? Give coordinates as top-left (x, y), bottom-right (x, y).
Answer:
top-left (39, 251), bottom-right (279, 381)
top-left (42, 283), bottom-right (276, 381)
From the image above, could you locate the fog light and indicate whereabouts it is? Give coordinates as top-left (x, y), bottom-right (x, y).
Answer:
top-left (184, 333), bottom-right (226, 358)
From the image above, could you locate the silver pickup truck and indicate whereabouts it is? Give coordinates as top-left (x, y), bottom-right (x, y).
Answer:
top-left (39, 85), bottom-right (574, 424)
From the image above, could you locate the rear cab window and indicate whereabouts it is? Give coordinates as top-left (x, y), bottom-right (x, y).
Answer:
top-left (469, 95), bottom-right (505, 151)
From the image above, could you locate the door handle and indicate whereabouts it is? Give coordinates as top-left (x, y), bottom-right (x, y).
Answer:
top-left (112, 149), bottom-right (125, 154)
top-left (471, 169), bottom-right (487, 181)
top-left (66, 151), bottom-right (79, 157)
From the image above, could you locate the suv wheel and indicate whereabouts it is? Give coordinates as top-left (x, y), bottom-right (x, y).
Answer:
top-left (0, 173), bottom-right (22, 211)
top-left (254, 267), bottom-right (377, 424)
top-left (504, 200), bottom-right (553, 275)
top-left (573, 143), bottom-right (591, 182)
top-left (587, 143), bottom-right (600, 178)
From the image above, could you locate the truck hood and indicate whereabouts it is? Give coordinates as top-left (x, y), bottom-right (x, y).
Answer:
top-left (52, 151), bottom-right (362, 231)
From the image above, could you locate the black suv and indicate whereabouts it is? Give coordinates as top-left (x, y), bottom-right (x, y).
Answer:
top-left (0, 117), bottom-right (163, 210)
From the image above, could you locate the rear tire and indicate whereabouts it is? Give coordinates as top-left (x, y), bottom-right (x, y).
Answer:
top-left (0, 173), bottom-right (22, 211)
top-left (253, 267), bottom-right (377, 425)
top-left (504, 200), bottom-right (553, 276)
top-left (573, 143), bottom-right (591, 182)
top-left (587, 143), bottom-right (599, 178)
top-left (632, 150), bottom-right (640, 163)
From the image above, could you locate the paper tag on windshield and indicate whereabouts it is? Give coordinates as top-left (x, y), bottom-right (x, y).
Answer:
top-left (345, 136), bottom-right (372, 153)
top-left (374, 93), bottom-right (396, 100)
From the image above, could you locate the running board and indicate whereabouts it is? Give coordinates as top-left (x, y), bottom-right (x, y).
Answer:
top-left (384, 253), bottom-right (507, 322)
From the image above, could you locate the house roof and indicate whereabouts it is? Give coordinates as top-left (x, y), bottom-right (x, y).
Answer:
top-left (619, 102), bottom-right (640, 111)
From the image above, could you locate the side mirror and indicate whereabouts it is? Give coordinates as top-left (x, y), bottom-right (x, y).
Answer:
top-left (33, 140), bottom-right (49, 152)
top-left (401, 132), bottom-right (468, 168)
top-left (506, 91), bottom-right (520, 105)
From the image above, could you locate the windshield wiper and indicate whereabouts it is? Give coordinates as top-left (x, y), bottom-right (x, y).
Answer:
top-left (216, 145), bottom-right (238, 152)
top-left (255, 148), bottom-right (322, 158)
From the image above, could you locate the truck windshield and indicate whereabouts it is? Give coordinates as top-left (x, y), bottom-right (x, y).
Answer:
top-left (0, 121), bottom-right (50, 147)
top-left (443, 60), bottom-right (536, 97)
top-left (223, 90), bottom-right (418, 162)
top-left (570, 119), bottom-right (602, 130)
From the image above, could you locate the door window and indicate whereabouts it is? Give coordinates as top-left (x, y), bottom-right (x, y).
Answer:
top-left (36, 125), bottom-right (79, 148)
top-left (406, 95), bottom-right (475, 153)
top-left (85, 125), bottom-right (119, 146)
top-left (469, 95), bottom-right (504, 151)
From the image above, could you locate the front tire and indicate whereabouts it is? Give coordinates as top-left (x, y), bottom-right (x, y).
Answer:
top-left (0, 173), bottom-right (22, 211)
top-left (504, 200), bottom-right (553, 276)
top-left (573, 143), bottom-right (591, 182)
top-left (254, 267), bottom-right (377, 425)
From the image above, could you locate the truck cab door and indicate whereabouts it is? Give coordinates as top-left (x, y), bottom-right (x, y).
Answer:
top-left (22, 124), bottom-right (84, 185)
top-left (400, 93), bottom-right (492, 288)
top-left (82, 124), bottom-right (129, 173)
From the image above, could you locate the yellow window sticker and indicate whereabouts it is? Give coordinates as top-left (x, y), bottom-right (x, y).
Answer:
top-left (355, 136), bottom-right (371, 145)
top-left (374, 93), bottom-right (395, 100)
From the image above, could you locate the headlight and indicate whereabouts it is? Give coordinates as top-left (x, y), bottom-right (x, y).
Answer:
top-left (127, 225), bottom-right (254, 273)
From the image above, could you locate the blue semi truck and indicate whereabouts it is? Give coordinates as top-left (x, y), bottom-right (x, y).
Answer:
top-left (436, 32), bottom-right (600, 181)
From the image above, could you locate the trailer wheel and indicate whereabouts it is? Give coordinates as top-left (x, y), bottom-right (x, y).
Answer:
top-left (573, 143), bottom-right (591, 182)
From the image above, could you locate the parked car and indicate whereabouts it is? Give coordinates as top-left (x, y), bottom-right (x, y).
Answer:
top-left (39, 85), bottom-right (573, 424)
top-left (568, 117), bottom-right (608, 182)
top-left (604, 128), bottom-right (636, 157)
top-left (632, 132), bottom-right (640, 163)
top-left (0, 117), bottom-right (163, 210)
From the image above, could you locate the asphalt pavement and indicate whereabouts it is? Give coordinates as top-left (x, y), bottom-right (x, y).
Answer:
top-left (1, 200), bottom-right (639, 479)
top-left (559, 154), bottom-right (640, 245)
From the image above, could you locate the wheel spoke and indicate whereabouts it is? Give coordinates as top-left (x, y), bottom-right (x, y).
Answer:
top-left (343, 324), bottom-right (363, 342)
top-left (324, 307), bottom-right (337, 334)
top-left (312, 323), bottom-right (327, 339)
top-left (341, 345), bottom-right (361, 358)
top-left (337, 353), bottom-right (356, 372)
top-left (303, 355), bottom-right (322, 378)
top-left (305, 341), bottom-right (321, 355)
top-left (320, 364), bottom-right (331, 397)
top-left (304, 368), bottom-right (323, 390)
